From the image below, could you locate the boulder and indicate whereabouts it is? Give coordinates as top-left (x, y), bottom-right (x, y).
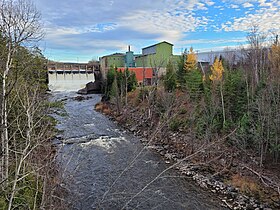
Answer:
top-left (77, 81), bottom-right (102, 94)
top-left (94, 70), bottom-right (102, 81)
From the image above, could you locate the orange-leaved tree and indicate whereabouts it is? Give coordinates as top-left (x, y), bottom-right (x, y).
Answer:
top-left (210, 57), bottom-right (224, 82)
top-left (184, 47), bottom-right (197, 71)
top-left (210, 57), bottom-right (226, 127)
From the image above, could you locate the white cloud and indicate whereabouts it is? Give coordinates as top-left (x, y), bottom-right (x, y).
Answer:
top-left (243, 2), bottom-right (254, 7)
top-left (177, 38), bottom-right (247, 45)
top-left (258, 0), bottom-right (273, 7)
top-left (203, 0), bottom-right (215, 6)
top-left (223, 0), bottom-right (258, 3)
top-left (45, 27), bottom-right (80, 38)
top-left (223, 6), bottom-right (280, 34)
top-left (119, 0), bottom-right (211, 43)
top-left (196, 2), bottom-right (208, 10)
top-left (197, 45), bottom-right (242, 53)
top-left (221, 0), bottom-right (280, 34)
top-left (230, 4), bottom-right (239, 9)
top-left (40, 0), bottom-right (214, 45)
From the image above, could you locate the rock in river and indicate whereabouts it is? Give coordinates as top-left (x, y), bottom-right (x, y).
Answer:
top-left (77, 81), bottom-right (102, 94)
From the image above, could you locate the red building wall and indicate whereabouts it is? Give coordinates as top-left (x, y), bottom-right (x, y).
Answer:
top-left (117, 67), bottom-right (153, 85)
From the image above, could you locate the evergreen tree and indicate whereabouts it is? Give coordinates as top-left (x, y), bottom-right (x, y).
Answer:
top-left (105, 65), bottom-right (116, 97)
top-left (126, 69), bottom-right (137, 92)
top-left (164, 60), bottom-right (177, 92)
top-left (183, 47), bottom-right (203, 98)
top-left (185, 69), bottom-right (203, 98)
top-left (223, 69), bottom-right (247, 124)
top-left (176, 53), bottom-right (187, 88)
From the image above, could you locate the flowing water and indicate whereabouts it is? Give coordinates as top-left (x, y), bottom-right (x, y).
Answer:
top-left (48, 72), bottom-right (95, 91)
top-left (50, 73), bottom-right (227, 210)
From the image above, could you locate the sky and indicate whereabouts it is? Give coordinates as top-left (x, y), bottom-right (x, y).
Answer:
top-left (35, 0), bottom-right (280, 63)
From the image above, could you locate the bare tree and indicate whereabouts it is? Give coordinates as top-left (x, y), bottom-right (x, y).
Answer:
top-left (8, 83), bottom-right (45, 210)
top-left (223, 47), bottom-right (237, 71)
top-left (0, 0), bottom-right (43, 185)
top-left (246, 25), bottom-right (268, 86)
top-left (149, 55), bottom-right (166, 86)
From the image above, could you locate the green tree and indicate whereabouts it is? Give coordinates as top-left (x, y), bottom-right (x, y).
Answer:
top-left (182, 47), bottom-right (203, 98)
top-left (176, 53), bottom-right (187, 88)
top-left (110, 74), bottom-right (121, 114)
top-left (223, 69), bottom-right (247, 124)
top-left (126, 69), bottom-right (137, 92)
top-left (164, 60), bottom-right (177, 92)
top-left (105, 65), bottom-right (116, 98)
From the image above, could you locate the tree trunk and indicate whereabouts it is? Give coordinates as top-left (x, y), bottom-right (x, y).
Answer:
top-left (8, 94), bottom-right (33, 209)
top-left (1, 47), bottom-right (11, 186)
top-left (220, 84), bottom-right (226, 127)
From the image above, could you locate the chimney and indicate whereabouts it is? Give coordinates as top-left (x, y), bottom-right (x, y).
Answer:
top-left (128, 45), bottom-right (131, 52)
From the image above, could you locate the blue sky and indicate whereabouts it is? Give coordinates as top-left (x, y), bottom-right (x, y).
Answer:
top-left (36, 0), bottom-right (280, 62)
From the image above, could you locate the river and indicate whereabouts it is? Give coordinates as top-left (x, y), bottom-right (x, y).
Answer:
top-left (50, 73), bottom-right (227, 210)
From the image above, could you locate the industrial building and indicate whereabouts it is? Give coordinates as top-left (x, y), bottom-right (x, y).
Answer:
top-left (100, 41), bottom-right (179, 84)
top-left (135, 41), bottom-right (174, 68)
top-left (100, 53), bottom-right (125, 78)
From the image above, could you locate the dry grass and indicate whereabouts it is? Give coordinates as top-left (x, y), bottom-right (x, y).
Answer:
top-left (95, 102), bottom-right (111, 115)
top-left (95, 102), bottom-right (103, 111)
top-left (127, 88), bottom-right (141, 107)
top-left (229, 174), bottom-right (262, 197)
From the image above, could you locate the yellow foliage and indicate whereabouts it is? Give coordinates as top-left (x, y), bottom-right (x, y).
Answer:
top-left (209, 57), bottom-right (224, 82)
top-left (184, 47), bottom-right (197, 71)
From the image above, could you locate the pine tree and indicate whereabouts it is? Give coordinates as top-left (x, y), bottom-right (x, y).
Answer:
top-left (105, 66), bottom-right (116, 98)
top-left (164, 60), bottom-right (177, 92)
top-left (125, 69), bottom-right (137, 92)
top-left (183, 47), bottom-right (202, 98)
top-left (176, 53), bottom-right (187, 88)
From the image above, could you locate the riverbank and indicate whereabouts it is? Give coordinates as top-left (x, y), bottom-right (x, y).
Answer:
top-left (95, 89), bottom-right (280, 210)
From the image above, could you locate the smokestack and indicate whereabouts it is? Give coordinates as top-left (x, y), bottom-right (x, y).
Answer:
top-left (128, 45), bottom-right (131, 52)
